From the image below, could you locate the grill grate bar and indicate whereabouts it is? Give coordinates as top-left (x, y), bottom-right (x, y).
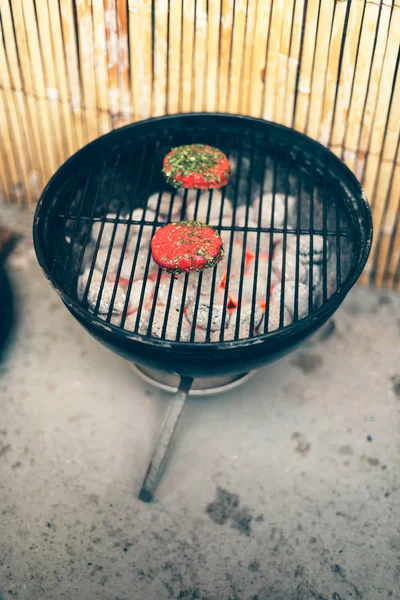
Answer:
top-left (234, 139), bottom-right (256, 341)
top-left (335, 187), bottom-right (342, 288)
top-left (54, 214), bottom-right (351, 237)
top-left (104, 147), bottom-right (137, 323)
top-left (293, 175), bottom-right (302, 323)
top-left (119, 143), bottom-right (149, 329)
top-left (263, 149), bottom-right (278, 334)
top-left (279, 160), bottom-right (291, 328)
top-left (133, 142), bottom-right (163, 335)
top-left (322, 177), bottom-right (328, 302)
top-left (80, 154), bottom-right (122, 309)
top-left (308, 168), bottom-right (315, 316)
top-left (219, 144), bottom-right (245, 342)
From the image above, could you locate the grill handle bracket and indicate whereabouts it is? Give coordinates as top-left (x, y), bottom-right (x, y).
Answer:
top-left (138, 375), bottom-right (193, 502)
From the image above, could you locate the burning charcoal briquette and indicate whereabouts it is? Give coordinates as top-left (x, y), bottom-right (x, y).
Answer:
top-left (272, 246), bottom-right (308, 284)
top-left (147, 192), bottom-right (183, 218)
top-left (78, 268), bottom-right (126, 313)
top-left (235, 205), bottom-right (256, 227)
top-left (154, 276), bottom-right (194, 309)
top-left (126, 279), bottom-right (155, 312)
top-left (186, 298), bottom-right (229, 331)
top-left (213, 305), bottom-right (264, 341)
top-left (91, 213), bottom-right (130, 247)
top-left (271, 281), bottom-right (309, 319)
top-left (92, 245), bottom-right (125, 275)
top-left (299, 235), bottom-right (328, 264)
top-left (252, 193), bottom-right (297, 229)
top-left (262, 302), bottom-right (293, 332)
top-left (185, 190), bottom-right (233, 222)
top-left (228, 273), bottom-right (269, 306)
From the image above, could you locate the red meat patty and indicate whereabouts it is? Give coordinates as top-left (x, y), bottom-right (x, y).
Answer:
top-left (151, 221), bottom-right (224, 274)
top-left (162, 144), bottom-right (230, 189)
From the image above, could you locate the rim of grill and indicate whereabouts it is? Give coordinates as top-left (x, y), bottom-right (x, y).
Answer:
top-left (33, 113), bottom-right (373, 348)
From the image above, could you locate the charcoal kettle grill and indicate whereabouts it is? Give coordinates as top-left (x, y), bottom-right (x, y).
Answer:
top-left (33, 114), bottom-right (372, 501)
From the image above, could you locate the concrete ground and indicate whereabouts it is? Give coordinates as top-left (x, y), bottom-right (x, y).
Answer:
top-left (0, 206), bottom-right (399, 600)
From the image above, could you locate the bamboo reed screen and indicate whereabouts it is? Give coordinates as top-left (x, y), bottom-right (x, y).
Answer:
top-left (0, 0), bottom-right (399, 287)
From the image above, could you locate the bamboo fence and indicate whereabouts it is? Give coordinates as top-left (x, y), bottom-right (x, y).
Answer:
top-left (0, 0), bottom-right (399, 288)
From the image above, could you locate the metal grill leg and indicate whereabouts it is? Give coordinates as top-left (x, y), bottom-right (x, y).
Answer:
top-left (138, 376), bottom-right (193, 502)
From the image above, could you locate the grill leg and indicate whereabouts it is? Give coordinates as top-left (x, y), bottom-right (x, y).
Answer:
top-left (138, 376), bottom-right (193, 502)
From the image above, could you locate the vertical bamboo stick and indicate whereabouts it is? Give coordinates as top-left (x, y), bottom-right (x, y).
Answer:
top-left (227, 0), bottom-right (247, 114)
top-left (274, 0), bottom-right (296, 125)
top-left (306, 0), bottom-right (335, 139)
top-left (167, 0), bottom-right (182, 114)
top-left (386, 175), bottom-right (400, 288)
top-left (329, 0), bottom-right (364, 158)
top-left (0, 26), bottom-right (32, 203)
top-left (92, 0), bottom-right (111, 135)
top-left (318, 0), bottom-right (348, 146)
top-left (293, 0), bottom-right (319, 133)
top-left (0, 0), bottom-right (42, 200)
top-left (193, 0), bottom-right (208, 112)
top-left (375, 156), bottom-right (400, 287)
top-left (117, 0), bottom-right (132, 124)
top-left (76, 0), bottom-right (99, 142)
top-left (218, 0), bottom-right (234, 113)
top-left (8, 0), bottom-right (50, 183)
top-left (35, 0), bottom-right (66, 168)
top-left (205, 0), bottom-right (222, 112)
top-left (248, 0), bottom-right (272, 118)
top-left (262, 0), bottom-right (285, 122)
top-left (285, 0), bottom-right (306, 127)
top-left (168, 0), bottom-right (183, 114)
top-left (60, 0), bottom-right (86, 148)
top-left (21, 0), bottom-right (61, 178)
top-left (361, 5), bottom-right (400, 205)
top-left (365, 71), bottom-right (400, 283)
top-left (103, 0), bottom-right (120, 122)
top-left (0, 90), bottom-right (20, 200)
top-left (239, 0), bottom-right (258, 115)
top-left (47, 0), bottom-right (78, 156)
top-left (128, 0), bottom-right (152, 120)
top-left (181, 0), bottom-right (196, 112)
top-left (153, 0), bottom-right (169, 116)
top-left (356, 0), bottom-right (396, 181)
top-left (342, 1), bottom-right (380, 172)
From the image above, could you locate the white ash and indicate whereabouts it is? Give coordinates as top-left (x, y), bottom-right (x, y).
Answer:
top-left (187, 267), bottom-right (226, 297)
top-left (147, 192), bottom-right (183, 218)
top-left (78, 268), bottom-right (126, 314)
top-left (186, 297), bottom-right (230, 331)
top-left (91, 213), bottom-right (130, 248)
top-left (271, 281), bottom-right (309, 319)
top-left (252, 193), bottom-right (297, 229)
top-left (228, 243), bottom-right (248, 272)
top-left (208, 215), bottom-right (233, 228)
top-left (262, 302), bottom-right (293, 332)
top-left (117, 250), bottom-right (158, 281)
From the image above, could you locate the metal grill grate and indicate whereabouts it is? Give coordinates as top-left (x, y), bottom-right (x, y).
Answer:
top-left (45, 120), bottom-right (360, 345)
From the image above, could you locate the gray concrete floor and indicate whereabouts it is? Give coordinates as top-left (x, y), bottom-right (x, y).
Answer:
top-left (0, 206), bottom-right (399, 600)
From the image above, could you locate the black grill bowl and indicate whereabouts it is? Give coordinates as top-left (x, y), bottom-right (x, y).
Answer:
top-left (33, 114), bottom-right (372, 378)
